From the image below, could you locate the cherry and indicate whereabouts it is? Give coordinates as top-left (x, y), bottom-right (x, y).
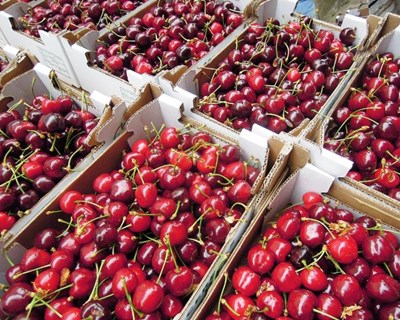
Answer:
top-left (232, 266), bottom-right (261, 297)
top-left (133, 281), bottom-right (164, 314)
top-left (1, 283), bottom-right (33, 316)
top-left (287, 289), bottom-right (317, 320)
top-left (33, 268), bottom-right (60, 294)
top-left (271, 262), bottom-right (301, 293)
top-left (165, 266), bottom-right (194, 297)
top-left (223, 293), bottom-right (256, 320)
top-left (365, 273), bottom-right (400, 303)
top-left (315, 293), bottom-right (342, 320)
top-left (69, 268), bottom-right (96, 299)
top-left (331, 274), bottom-right (362, 306)
top-left (300, 221), bottom-right (325, 248)
top-left (362, 234), bottom-right (395, 264)
top-left (256, 291), bottom-right (284, 318)
top-left (300, 266), bottom-right (328, 292)
top-left (112, 268), bottom-right (138, 299)
top-left (327, 234), bottom-right (358, 264)
top-left (20, 247), bottom-right (51, 271)
top-left (247, 243), bottom-right (274, 274)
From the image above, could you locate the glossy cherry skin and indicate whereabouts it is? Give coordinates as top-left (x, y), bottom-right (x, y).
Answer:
top-left (365, 273), bottom-right (400, 303)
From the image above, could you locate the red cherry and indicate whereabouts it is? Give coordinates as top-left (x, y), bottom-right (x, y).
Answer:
top-left (331, 274), bottom-right (362, 306)
top-left (300, 266), bottom-right (328, 292)
top-left (132, 280), bottom-right (164, 313)
top-left (165, 266), bottom-right (194, 297)
top-left (20, 248), bottom-right (51, 271)
top-left (256, 291), bottom-right (284, 318)
top-left (232, 266), bottom-right (261, 296)
top-left (135, 183), bottom-right (158, 208)
top-left (247, 244), bottom-right (274, 274)
top-left (271, 262), bottom-right (301, 293)
top-left (33, 269), bottom-right (60, 294)
top-left (223, 293), bottom-right (256, 320)
top-left (302, 192), bottom-right (323, 208)
top-left (315, 293), bottom-right (342, 320)
top-left (327, 234), bottom-right (358, 264)
top-left (112, 268), bottom-right (138, 299)
top-left (362, 234), bottom-right (395, 264)
top-left (365, 273), bottom-right (400, 303)
top-left (287, 289), bottom-right (317, 320)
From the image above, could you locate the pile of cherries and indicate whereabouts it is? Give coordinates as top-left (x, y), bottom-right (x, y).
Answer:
top-left (206, 191), bottom-right (400, 320)
top-left (0, 125), bottom-right (260, 319)
top-left (94, 0), bottom-right (244, 78)
top-left (18, 0), bottom-right (147, 37)
top-left (0, 94), bottom-right (98, 234)
top-left (324, 53), bottom-right (400, 201)
top-left (197, 17), bottom-right (356, 133)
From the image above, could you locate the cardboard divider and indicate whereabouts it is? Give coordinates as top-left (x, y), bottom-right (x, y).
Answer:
top-left (158, 0), bottom-right (371, 144)
top-left (193, 165), bottom-right (400, 320)
top-left (64, 0), bottom-right (256, 103)
top-left (364, 12), bottom-right (400, 50)
top-left (0, 63), bottom-right (126, 242)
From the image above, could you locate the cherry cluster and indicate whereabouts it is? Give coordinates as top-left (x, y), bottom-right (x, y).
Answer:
top-left (0, 125), bottom-right (260, 319)
top-left (94, 0), bottom-right (244, 78)
top-left (0, 55), bottom-right (9, 72)
top-left (18, 0), bottom-right (146, 37)
top-left (206, 192), bottom-right (400, 320)
top-left (0, 95), bottom-right (97, 234)
top-left (325, 53), bottom-right (400, 201)
top-left (197, 18), bottom-right (356, 133)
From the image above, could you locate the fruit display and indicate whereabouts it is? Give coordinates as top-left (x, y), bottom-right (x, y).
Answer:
top-left (94, 0), bottom-right (245, 79)
top-left (203, 191), bottom-right (400, 320)
top-left (194, 16), bottom-right (357, 134)
top-left (0, 87), bottom-right (101, 234)
top-left (0, 110), bottom-right (264, 318)
top-left (17, 0), bottom-right (147, 36)
top-left (324, 52), bottom-right (400, 202)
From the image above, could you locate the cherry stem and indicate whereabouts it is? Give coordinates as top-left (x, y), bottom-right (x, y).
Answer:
top-left (313, 308), bottom-right (339, 320)
top-left (27, 293), bottom-right (62, 317)
top-left (14, 263), bottom-right (51, 278)
top-left (141, 233), bottom-right (162, 246)
top-left (383, 262), bottom-right (394, 277)
top-left (230, 202), bottom-right (248, 212)
top-left (326, 252), bottom-right (346, 274)
top-left (296, 246), bottom-right (327, 272)
top-left (156, 249), bottom-right (170, 284)
top-left (301, 217), bottom-right (336, 239)
top-left (87, 259), bottom-right (105, 302)
top-left (217, 272), bottom-right (229, 315)
top-left (122, 279), bottom-right (143, 319)
top-left (221, 298), bottom-right (240, 317)
top-left (3, 250), bottom-right (14, 267)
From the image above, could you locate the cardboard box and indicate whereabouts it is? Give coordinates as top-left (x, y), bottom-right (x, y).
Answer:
top-left (310, 24), bottom-right (400, 212)
top-left (159, 0), bottom-right (372, 142)
top-left (193, 165), bottom-right (400, 320)
top-left (0, 92), bottom-right (307, 318)
top-left (0, 2), bottom-right (83, 86)
top-left (0, 62), bottom-right (126, 242)
top-left (63, 0), bottom-right (256, 104)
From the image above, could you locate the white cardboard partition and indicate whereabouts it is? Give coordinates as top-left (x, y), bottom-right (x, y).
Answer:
top-left (65, 41), bottom-right (143, 105)
top-left (252, 124), bottom-right (353, 178)
top-left (268, 163), bottom-right (335, 216)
